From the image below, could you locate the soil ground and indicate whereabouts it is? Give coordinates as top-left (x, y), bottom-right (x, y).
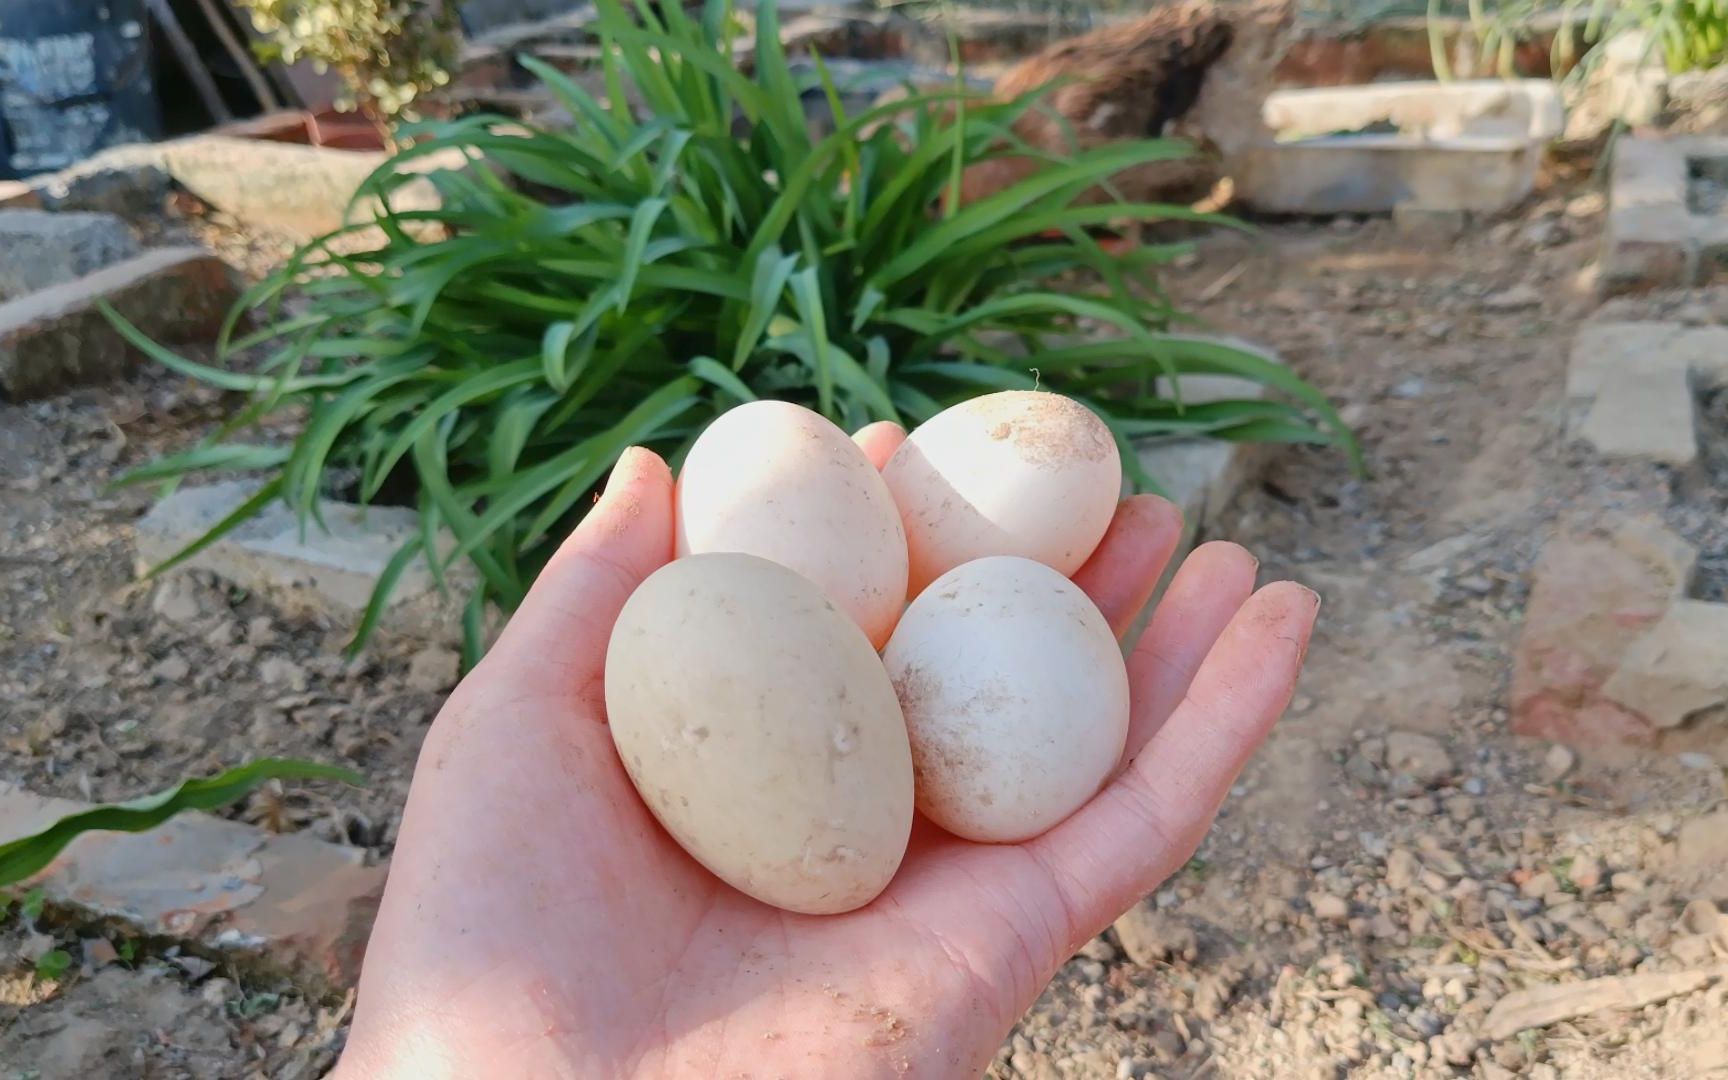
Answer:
top-left (3, 165), bottom-right (1727, 1077)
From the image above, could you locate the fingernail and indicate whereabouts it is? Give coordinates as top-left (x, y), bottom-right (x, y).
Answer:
top-left (1302, 585), bottom-right (1322, 610)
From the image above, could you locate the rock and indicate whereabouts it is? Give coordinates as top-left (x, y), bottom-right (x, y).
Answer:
top-left (1312, 893), bottom-right (1350, 921)
top-left (1345, 751), bottom-right (1383, 787)
top-left (1384, 731), bottom-right (1453, 784)
top-left (1483, 970), bottom-right (1714, 1041)
top-left (1577, 361), bottom-right (1699, 465)
top-left (1511, 519), bottom-right (1695, 746)
top-left (0, 779), bottom-right (385, 989)
top-left (1523, 220), bottom-right (1568, 248)
top-left (1480, 284), bottom-right (1542, 311)
top-left (0, 210), bottom-right (138, 302)
top-left (0, 247), bottom-right (241, 401)
top-left (1569, 856), bottom-right (1605, 893)
top-left (150, 577), bottom-right (210, 625)
top-left (1542, 743), bottom-right (1577, 781)
top-left (1678, 751), bottom-right (1719, 769)
top-left (1386, 848), bottom-right (1420, 890)
top-left (1680, 899), bottom-right (1723, 936)
top-left (1600, 601), bottom-right (1728, 728)
top-left (1112, 902), bottom-right (1198, 966)
top-left (136, 480), bottom-right (471, 644)
top-left (405, 645), bottom-right (462, 693)
top-left (1669, 934), bottom-right (1716, 965)
top-left (152, 654), bottom-right (193, 683)
top-left (1612, 871), bottom-right (1647, 893)
top-left (1522, 871), bottom-right (1559, 899)
top-left (259, 657), bottom-right (308, 691)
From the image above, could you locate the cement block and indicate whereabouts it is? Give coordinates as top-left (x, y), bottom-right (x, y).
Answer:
top-left (1601, 135), bottom-right (1728, 292)
top-left (1576, 367), bottom-right (1698, 466)
top-left (0, 210), bottom-right (139, 301)
top-left (135, 480), bottom-right (466, 642)
top-left (0, 247), bottom-right (240, 402)
top-left (0, 780), bottom-right (384, 990)
top-left (1603, 600), bottom-right (1728, 728)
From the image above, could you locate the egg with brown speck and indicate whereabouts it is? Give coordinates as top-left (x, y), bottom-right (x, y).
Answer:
top-left (881, 556), bottom-right (1128, 843)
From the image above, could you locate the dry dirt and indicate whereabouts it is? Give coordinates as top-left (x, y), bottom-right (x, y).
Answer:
top-left (4, 167), bottom-right (1728, 1077)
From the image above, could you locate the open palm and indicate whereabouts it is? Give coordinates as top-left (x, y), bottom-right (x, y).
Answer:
top-left (338, 428), bottom-right (1317, 1079)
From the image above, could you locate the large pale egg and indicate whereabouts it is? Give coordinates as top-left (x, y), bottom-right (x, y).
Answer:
top-left (882, 391), bottom-right (1121, 597)
top-left (882, 556), bottom-right (1129, 843)
top-left (605, 553), bottom-right (915, 914)
top-left (677, 400), bottom-right (908, 647)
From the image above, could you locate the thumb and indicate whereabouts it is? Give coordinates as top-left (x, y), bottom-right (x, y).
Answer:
top-left (480, 446), bottom-right (675, 703)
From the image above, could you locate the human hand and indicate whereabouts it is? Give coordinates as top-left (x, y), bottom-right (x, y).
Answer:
top-left (337, 426), bottom-right (1318, 1078)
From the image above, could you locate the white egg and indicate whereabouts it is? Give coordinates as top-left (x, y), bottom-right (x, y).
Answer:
top-left (882, 391), bottom-right (1121, 597)
top-left (882, 556), bottom-right (1129, 843)
top-left (677, 400), bottom-right (908, 647)
top-left (606, 553), bottom-right (914, 914)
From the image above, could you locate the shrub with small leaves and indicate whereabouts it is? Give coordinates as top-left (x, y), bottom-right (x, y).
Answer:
top-left (239, 0), bottom-right (459, 122)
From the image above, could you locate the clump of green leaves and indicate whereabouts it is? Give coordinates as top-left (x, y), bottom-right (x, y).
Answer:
top-left (239, 0), bottom-right (459, 122)
top-left (119, 0), bottom-right (1353, 659)
top-left (1430, 0), bottom-right (1728, 81)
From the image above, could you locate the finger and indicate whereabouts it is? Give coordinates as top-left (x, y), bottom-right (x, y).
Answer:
top-left (1120, 541), bottom-right (1260, 765)
top-left (853, 421), bottom-right (907, 470)
top-left (482, 446), bottom-right (675, 696)
top-left (1070, 495), bottom-right (1183, 639)
top-left (1028, 580), bottom-right (1318, 939)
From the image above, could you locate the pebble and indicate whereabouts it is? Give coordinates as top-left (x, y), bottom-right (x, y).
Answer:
top-left (1521, 871), bottom-right (1559, 899)
top-left (1444, 795), bottom-right (1476, 823)
top-left (1111, 903), bottom-right (1198, 966)
top-left (1478, 284), bottom-right (1541, 312)
top-left (1385, 732), bottom-right (1453, 784)
top-left (1569, 855), bottom-right (1605, 893)
top-left (258, 657), bottom-right (308, 691)
top-left (1463, 777), bottom-right (1485, 795)
top-left (1542, 743), bottom-right (1576, 781)
top-left (152, 654), bottom-right (192, 682)
top-left (405, 645), bottom-right (462, 694)
top-left (1313, 893), bottom-right (1350, 921)
top-left (1677, 752), bottom-right (1717, 770)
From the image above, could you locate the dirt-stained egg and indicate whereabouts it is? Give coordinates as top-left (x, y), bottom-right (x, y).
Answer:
top-left (606, 553), bottom-right (914, 914)
top-left (677, 400), bottom-right (908, 647)
top-left (882, 391), bottom-right (1121, 597)
top-left (882, 556), bottom-right (1128, 843)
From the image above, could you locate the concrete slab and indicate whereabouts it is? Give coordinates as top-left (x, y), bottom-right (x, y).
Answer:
top-left (0, 780), bottom-right (385, 989)
top-left (135, 480), bottom-right (467, 643)
top-left (1237, 80), bottom-right (1562, 215)
top-left (0, 210), bottom-right (139, 302)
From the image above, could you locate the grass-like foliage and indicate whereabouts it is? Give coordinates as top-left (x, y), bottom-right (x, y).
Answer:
top-left (116, 0), bottom-right (1353, 659)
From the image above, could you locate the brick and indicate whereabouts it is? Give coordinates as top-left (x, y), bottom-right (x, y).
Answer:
top-left (1602, 600), bottom-right (1728, 728)
top-left (0, 780), bottom-right (385, 989)
top-left (0, 180), bottom-right (41, 209)
top-left (1511, 518), bottom-right (1695, 746)
top-left (0, 209), bottom-right (139, 301)
top-left (135, 480), bottom-right (468, 643)
top-left (1576, 365), bottom-right (1698, 465)
top-left (0, 247), bottom-right (240, 401)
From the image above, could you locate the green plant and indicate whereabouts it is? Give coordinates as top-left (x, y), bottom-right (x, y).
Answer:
top-left (0, 760), bottom-right (362, 888)
top-left (239, 0), bottom-right (459, 124)
top-left (117, 0), bottom-right (1354, 661)
top-left (1429, 0), bottom-right (1728, 82)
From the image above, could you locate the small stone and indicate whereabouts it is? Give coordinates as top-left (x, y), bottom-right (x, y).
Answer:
top-left (81, 937), bottom-right (118, 968)
top-left (1345, 752), bottom-right (1382, 787)
top-left (1112, 902), bottom-right (1198, 966)
top-left (1313, 893), bottom-right (1350, 921)
top-left (1522, 871), bottom-right (1559, 899)
top-left (246, 615), bottom-right (279, 646)
top-left (1542, 744), bottom-right (1577, 782)
top-left (150, 578), bottom-right (206, 625)
top-left (152, 654), bottom-right (192, 682)
top-left (1445, 795), bottom-right (1476, 823)
top-left (1611, 872), bottom-right (1647, 893)
top-left (1569, 856), bottom-right (1605, 893)
top-left (1079, 936), bottom-right (1117, 964)
top-left (172, 955), bottom-right (216, 980)
top-left (405, 645), bottom-right (461, 693)
top-left (1479, 284), bottom-right (1541, 312)
top-left (259, 657), bottom-right (307, 690)
top-left (1386, 848), bottom-right (1420, 890)
top-left (1384, 731), bottom-right (1453, 785)
top-left (1680, 899), bottom-right (1723, 936)
top-left (1522, 220), bottom-right (1567, 248)
top-left (1669, 934), bottom-right (1715, 965)
top-left (1678, 751), bottom-right (1718, 770)
top-left (201, 977), bottom-right (237, 1007)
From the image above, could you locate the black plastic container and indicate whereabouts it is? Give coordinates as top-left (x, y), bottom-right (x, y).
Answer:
top-left (0, 0), bottom-right (162, 178)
